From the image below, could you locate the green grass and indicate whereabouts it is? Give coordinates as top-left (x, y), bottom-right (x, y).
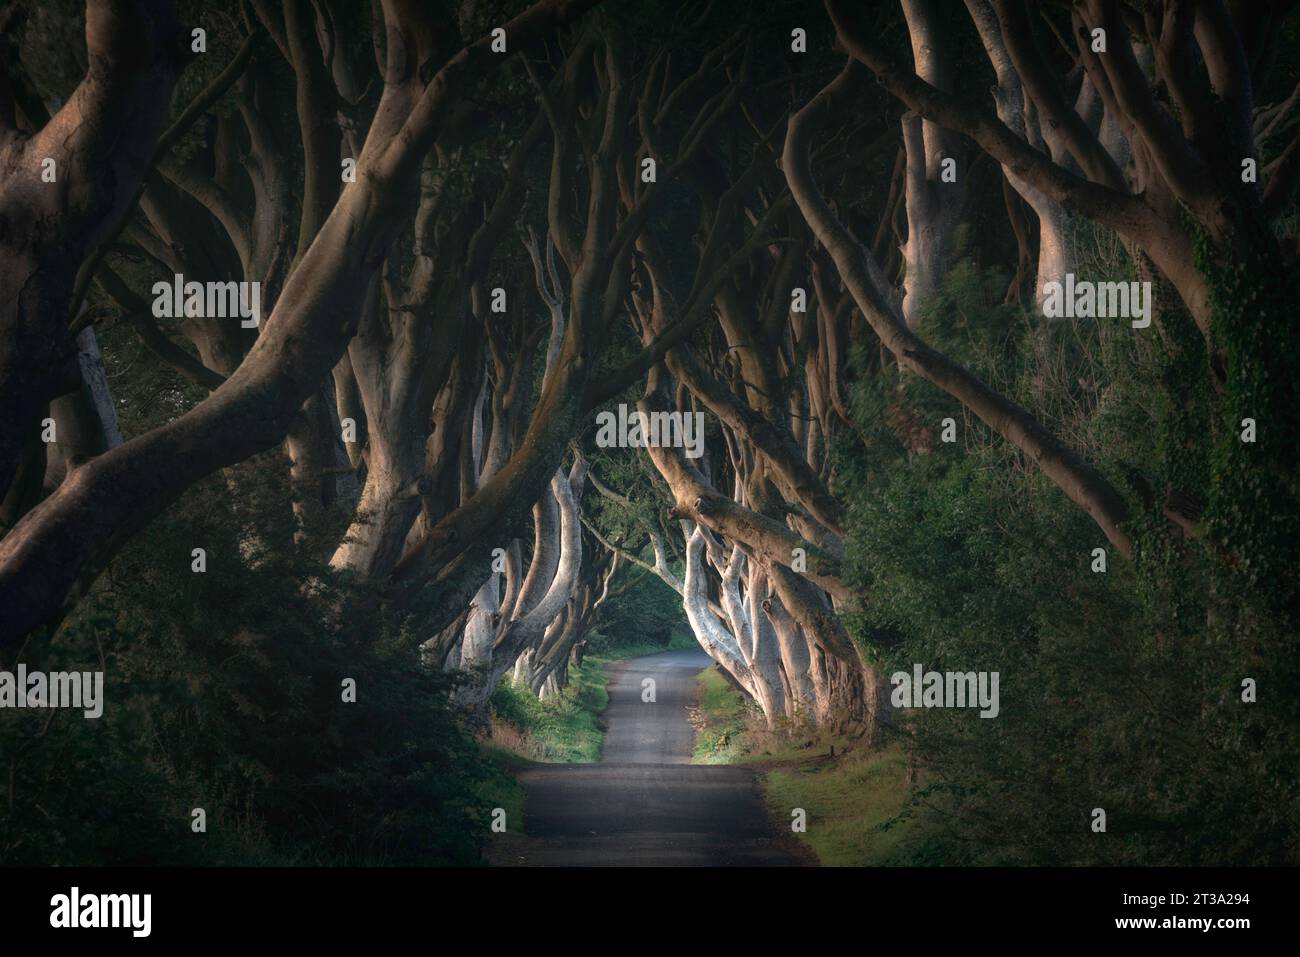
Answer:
top-left (586, 630), bottom-right (698, 662)
top-left (688, 668), bottom-right (931, 864)
top-left (488, 656), bottom-right (610, 763)
top-left (691, 666), bottom-right (756, 763)
top-left (481, 638), bottom-right (711, 857)
top-left (763, 745), bottom-right (927, 866)
top-left (479, 658), bottom-right (615, 850)
top-left (472, 743), bottom-right (527, 835)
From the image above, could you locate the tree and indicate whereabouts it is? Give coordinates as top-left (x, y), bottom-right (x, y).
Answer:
top-left (0, 0), bottom-right (602, 645)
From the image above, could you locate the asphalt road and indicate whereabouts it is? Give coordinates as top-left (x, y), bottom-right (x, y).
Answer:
top-left (492, 648), bottom-right (808, 866)
top-left (602, 647), bottom-right (711, 763)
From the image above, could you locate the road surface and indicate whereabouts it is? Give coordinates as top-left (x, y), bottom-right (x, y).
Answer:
top-left (491, 648), bottom-right (808, 866)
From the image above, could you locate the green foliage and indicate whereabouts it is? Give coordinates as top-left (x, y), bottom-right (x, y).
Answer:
top-left (839, 259), bottom-right (1300, 866)
top-left (689, 670), bottom-right (930, 864)
top-left (595, 634), bottom-right (698, 659)
top-left (1, 459), bottom-right (496, 866)
top-left (1195, 221), bottom-right (1300, 607)
top-left (764, 746), bottom-right (925, 867)
top-left (582, 592), bottom-right (695, 657)
top-left (579, 446), bottom-right (699, 655)
top-left (488, 657), bottom-right (607, 764)
top-left (584, 561), bottom-right (693, 657)
top-left (5, 0), bottom-right (89, 103)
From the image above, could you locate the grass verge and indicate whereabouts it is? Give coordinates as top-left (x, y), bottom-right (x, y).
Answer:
top-left (688, 668), bottom-right (931, 865)
top-left (689, 666), bottom-right (754, 763)
top-left (487, 656), bottom-right (610, 763)
top-left (472, 743), bottom-right (527, 836)
top-left (761, 743), bottom-right (923, 865)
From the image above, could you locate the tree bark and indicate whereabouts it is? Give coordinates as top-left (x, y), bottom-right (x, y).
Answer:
top-left (0, 0), bottom-right (603, 646)
top-left (0, 0), bottom-right (184, 502)
top-left (784, 57), bottom-right (1134, 559)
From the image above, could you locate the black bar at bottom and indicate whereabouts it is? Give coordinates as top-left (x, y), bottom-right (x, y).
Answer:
top-left (5, 865), bottom-right (1287, 943)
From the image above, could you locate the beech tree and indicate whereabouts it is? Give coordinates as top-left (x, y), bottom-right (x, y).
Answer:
top-left (1, 0), bottom-right (1295, 750)
top-left (0, 0), bottom-right (602, 645)
top-left (0, 0), bottom-right (185, 519)
top-left (823, 0), bottom-right (1300, 601)
top-left (1, 0), bottom-right (1294, 872)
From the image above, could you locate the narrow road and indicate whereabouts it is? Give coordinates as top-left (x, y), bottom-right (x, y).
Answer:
top-left (492, 648), bottom-right (808, 866)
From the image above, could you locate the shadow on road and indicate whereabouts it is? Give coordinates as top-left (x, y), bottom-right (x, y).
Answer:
top-left (489, 649), bottom-right (811, 866)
